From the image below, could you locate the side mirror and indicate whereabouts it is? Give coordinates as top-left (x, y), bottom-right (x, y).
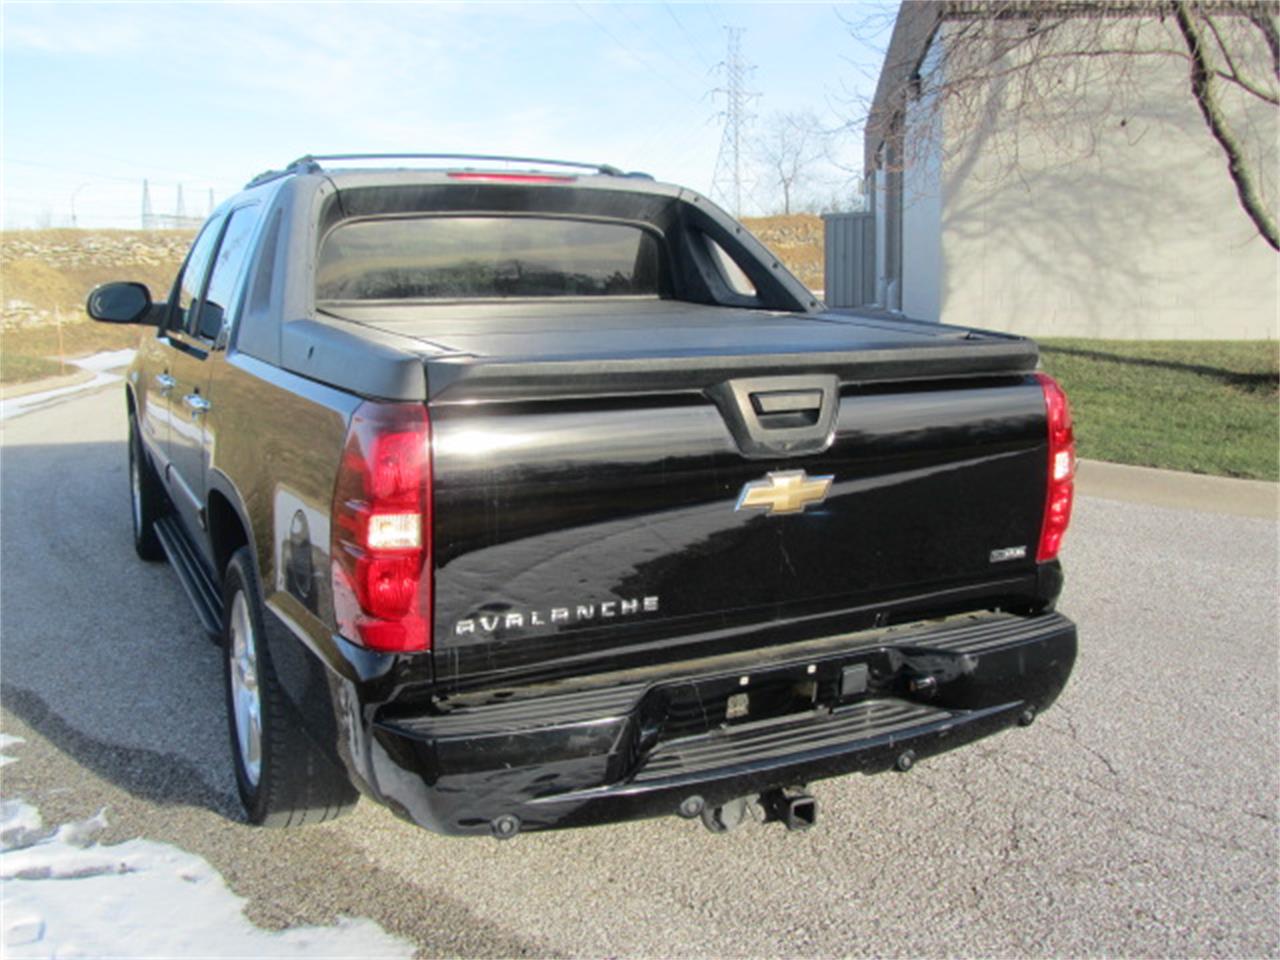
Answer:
top-left (87, 282), bottom-right (154, 324)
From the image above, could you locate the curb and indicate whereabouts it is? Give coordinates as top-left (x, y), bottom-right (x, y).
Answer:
top-left (1, 366), bottom-right (1275, 522)
top-left (0, 369), bottom-right (96, 400)
top-left (1076, 459), bottom-right (1278, 519)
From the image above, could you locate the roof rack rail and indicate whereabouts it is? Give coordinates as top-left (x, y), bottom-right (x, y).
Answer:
top-left (304, 153), bottom-right (625, 175)
top-left (244, 160), bottom-right (319, 189)
top-left (244, 153), bottom-right (654, 189)
top-left (292, 152), bottom-right (625, 175)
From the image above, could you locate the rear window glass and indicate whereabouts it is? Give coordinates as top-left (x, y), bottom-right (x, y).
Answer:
top-left (316, 216), bottom-right (662, 300)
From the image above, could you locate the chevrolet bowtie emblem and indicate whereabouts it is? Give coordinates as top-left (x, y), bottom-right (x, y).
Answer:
top-left (735, 470), bottom-right (834, 516)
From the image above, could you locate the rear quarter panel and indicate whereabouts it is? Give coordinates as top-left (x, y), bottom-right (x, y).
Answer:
top-left (205, 351), bottom-right (360, 642)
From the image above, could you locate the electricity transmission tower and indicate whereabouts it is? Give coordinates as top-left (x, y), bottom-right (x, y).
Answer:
top-left (710, 28), bottom-right (758, 216)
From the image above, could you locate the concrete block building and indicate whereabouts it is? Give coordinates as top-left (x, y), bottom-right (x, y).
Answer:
top-left (857, 1), bottom-right (1278, 339)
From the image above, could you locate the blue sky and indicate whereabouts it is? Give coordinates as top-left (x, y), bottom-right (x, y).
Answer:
top-left (2, 2), bottom-right (895, 229)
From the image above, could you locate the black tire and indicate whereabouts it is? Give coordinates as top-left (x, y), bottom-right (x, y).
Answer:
top-left (222, 546), bottom-right (358, 827)
top-left (128, 416), bottom-right (166, 562)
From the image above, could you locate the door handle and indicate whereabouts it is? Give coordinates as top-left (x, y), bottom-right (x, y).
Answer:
top-left (156, 373), bottom-right (176, 394)
top-left (184, 394), bottom-right (212, 416)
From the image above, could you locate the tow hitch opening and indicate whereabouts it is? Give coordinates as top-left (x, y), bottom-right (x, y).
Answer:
top-left (698, 788), bottom-right (818, 834)
top-left (761, 788), bottom-right (817, 831)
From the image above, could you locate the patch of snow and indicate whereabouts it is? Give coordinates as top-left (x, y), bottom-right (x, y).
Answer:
top-left (0, 739), bottom-right (414, 959)
top-left (0, 733), bottom-right (25, 767)
top-left (0, 800), bottom-right (44, 852)
top-left (0, 350), bottom-right (135, 421)
top-left (52, 808), bottom-right (109, 849)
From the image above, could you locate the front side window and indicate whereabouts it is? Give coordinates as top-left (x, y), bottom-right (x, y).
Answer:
top-left (316, 216), bottom-right (663, 301)
top-left (171, 216), bottom-right (223, 333)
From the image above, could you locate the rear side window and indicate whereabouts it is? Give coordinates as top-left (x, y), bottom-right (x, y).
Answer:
top-left (316, 216), bottom-right (663, 301)
top-left (193, 204), bottom-right (260, 341)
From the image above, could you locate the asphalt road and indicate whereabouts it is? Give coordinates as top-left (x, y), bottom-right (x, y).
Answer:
top-left (2, 386), bottom-right (1277, 958)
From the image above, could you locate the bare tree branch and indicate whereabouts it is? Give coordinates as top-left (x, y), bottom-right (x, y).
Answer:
top-left (1213, 68), bottom-right (1280, 104)
top-left (854, 0), bottom-right (1278, 248)
top-left (1174, 1), bottom-right (1279, 249)
top-left (1243, 6), bottom-right (1279, 76)
top-left (754, 111), bottom-right (827, 214)
top-left (1203, 7), bottom-right (1280, 104)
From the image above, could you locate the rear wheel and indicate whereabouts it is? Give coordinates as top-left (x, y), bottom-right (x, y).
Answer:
top-left (222, 546), bottom-right (358, 827)
top-left (128, 416), bottom-right (165, 562)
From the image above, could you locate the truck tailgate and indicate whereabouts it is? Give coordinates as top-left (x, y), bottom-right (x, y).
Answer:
top-left (333, 301), bottom-right (1050, 693)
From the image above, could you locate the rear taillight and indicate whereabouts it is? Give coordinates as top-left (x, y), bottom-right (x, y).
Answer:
top-left (331, 401), bottom-right (432, 653)
top-left (1035, 372), bottom-right (1075, 563)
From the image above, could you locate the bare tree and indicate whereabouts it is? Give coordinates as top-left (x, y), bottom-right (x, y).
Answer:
top-left (1171, 2), bottom-right (1278, 247)
top-left (852, 1), bottom-right (1279, 249)
top-left (754, 111), bottom-right (827, 215)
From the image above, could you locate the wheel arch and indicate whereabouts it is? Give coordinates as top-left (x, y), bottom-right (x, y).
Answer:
top-left (206, 471), bottom-right (260, 584)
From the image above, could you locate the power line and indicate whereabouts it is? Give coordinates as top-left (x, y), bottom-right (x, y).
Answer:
top-left (663, 2), bottom-right (716, 71)
top-left (572, 2), bottom-right (703, 101)
top-left (699, 2), bottom-right (729, 39)
top-left (4, 157), bottom-right (238, 189)
top-left (612, 4), bottom-right (707, 86)
top-left (710, 27), bottom-right (758, 216)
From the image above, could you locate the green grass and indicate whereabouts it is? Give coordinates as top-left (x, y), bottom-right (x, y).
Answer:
top-left (2, 323), bottom-right (1276, 481)
top-left (1038, 338), bottom-right (1279, 481)
top-left (1, 320), bottom-right (147, 385)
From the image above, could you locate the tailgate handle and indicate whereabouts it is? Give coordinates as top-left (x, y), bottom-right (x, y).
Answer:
top-left (708, 374), bottom-right (840, 460)
top-left (751, 389), bottom-right (823, 416)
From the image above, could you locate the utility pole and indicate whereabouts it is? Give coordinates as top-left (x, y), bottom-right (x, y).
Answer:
top-left (175, 183), bottom-right (186, 222)
top-left (141, 179), bottom-right (154, 230)
top-left (70, 182), bottom-right (91, 228)
top-left (710, 27), bottom-right (757, 216)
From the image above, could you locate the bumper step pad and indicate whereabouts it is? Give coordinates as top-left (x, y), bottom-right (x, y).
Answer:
top-left (634, 698), bottom-right (954, 784)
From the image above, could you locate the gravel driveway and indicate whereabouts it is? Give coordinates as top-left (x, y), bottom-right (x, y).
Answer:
top-left (2, 386), bottom-right (1276, 957)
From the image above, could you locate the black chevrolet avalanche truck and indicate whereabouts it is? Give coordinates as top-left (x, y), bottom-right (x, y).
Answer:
top-left (88, 154), bottom-right (1077, 838)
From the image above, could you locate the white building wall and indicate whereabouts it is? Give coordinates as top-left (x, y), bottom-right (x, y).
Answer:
top-left (901, 36), bottom-right (944, 322)
top-left (935, 18), bottom-right (1278, 340)
top-left (873, 167), bottom-right (889, 307)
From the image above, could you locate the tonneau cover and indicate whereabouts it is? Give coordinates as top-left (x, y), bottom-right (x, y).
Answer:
top-left (312, 300), bottom-right (1038, 403)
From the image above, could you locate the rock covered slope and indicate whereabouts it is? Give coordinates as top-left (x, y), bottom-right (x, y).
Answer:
top-left (741, 214), bottom-right (824, 292)
top-left (1, 230), bottom-right (193, 330)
